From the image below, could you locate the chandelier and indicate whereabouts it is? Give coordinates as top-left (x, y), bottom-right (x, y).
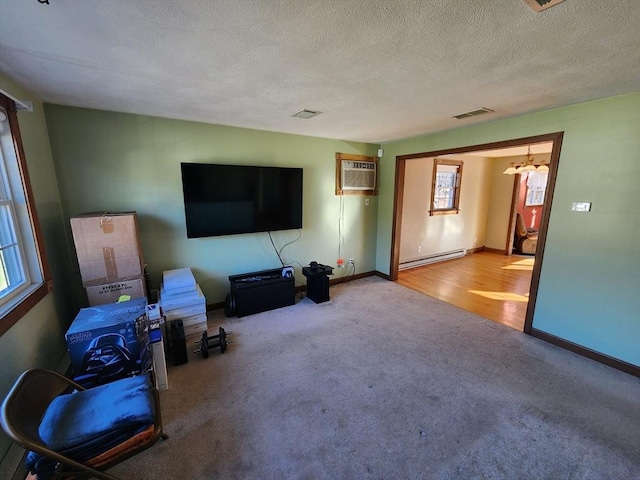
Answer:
top-left (503, 146), bottom-right (549, 175)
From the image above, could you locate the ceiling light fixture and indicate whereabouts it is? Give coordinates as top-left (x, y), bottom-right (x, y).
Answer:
top-left (503, 146), bottom-right (540, 175)
top-left (503, 162), bottom-right (518, 175)
top-left (519, 148), bottom-right (537, 173)
top-left (536, 162), bottom-right (549, 172)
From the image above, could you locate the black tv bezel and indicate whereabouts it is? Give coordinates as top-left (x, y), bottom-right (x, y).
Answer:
top-left (180, 162), bottom-right (303, 238)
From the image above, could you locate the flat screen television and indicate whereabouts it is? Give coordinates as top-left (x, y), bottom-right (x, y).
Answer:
top-left (180, 162), bottom-right (303, 238)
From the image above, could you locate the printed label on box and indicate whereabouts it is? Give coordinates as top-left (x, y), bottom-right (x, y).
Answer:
top-left (65, 298), bottom-right (151, 388)
top-left (85, 278), bottom-right (146, 306)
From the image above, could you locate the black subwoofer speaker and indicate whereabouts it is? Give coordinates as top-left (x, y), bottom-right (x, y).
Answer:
top-left (306, 274), bottom-right (330, 303)
top-left (170, 319), bottom-right (188, 366)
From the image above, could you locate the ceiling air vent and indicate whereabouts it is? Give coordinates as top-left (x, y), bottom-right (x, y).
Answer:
top-left (292, 109), bottom-right (322, 119)
top-left (522, 0), bottom-right (567, 12)
top-left (452, 107), bottom-right (494, 120)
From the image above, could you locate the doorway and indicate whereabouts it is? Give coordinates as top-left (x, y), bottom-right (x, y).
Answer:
top-left (389, 132), bottom-right (564, 333)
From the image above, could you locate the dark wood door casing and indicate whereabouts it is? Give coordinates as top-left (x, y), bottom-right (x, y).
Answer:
top-left (389, 132), bottom-right (564, 335)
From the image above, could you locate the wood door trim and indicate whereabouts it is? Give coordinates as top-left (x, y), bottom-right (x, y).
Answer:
top-left (505, 174), bottom-right (521, 255)
top-left (390, 132), bottom-right (564, 336)
top-left (523, 132), bottom-right (564, 333)
top-left (389, 155), bottom-right (406, 281)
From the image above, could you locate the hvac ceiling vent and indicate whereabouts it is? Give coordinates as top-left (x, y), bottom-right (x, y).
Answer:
top-left (452, 107), bottom-right (494, 120)
top-left (292, 109), bottom-right (322, 119)
top-left (522, 0), bottom-right (567, 12)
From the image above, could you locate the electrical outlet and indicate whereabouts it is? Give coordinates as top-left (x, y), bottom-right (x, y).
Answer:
top-left (417, 246), bottom-right (422, 253)
top-left (349, 258), bottom-right (355, 265)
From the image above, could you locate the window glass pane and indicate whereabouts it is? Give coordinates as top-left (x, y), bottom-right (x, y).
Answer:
top-left (430, 159), bottom-right (463, 215)
top-left (434, 172), bottom-right (455, 209)
top-left (0, 172), bottom-right (7, 199)
top-left (0, 202), bottom-right (27, 298)
top-left (0, 203), bottom-right (17, 247)
top-left (0, 244), bottom-right (26, 298)
top-left (433, 173), bottom-right (456, 209)
top-left (525, 171), bottom-right (548, 206)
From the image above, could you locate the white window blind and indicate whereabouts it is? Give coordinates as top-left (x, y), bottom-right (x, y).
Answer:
top-left (526, 171), bottom-right (548, 206)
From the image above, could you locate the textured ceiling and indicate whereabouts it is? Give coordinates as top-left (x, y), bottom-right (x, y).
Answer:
top-left (0, 0), bottom-right (639, 143)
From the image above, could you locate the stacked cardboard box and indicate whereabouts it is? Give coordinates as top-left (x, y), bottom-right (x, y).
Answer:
top-left (70, 212), bottom-right (147, 306)
top-left (160, 267), bottom-right (207, 338)
top-left (65, 297), bottom-right (151, 388)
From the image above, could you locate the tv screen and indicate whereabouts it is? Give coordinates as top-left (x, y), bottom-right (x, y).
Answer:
top-left (180, 163), bottom-right (303, 238)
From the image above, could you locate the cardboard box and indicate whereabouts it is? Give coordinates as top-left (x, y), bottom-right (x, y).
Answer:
top-left (85, 277), bottom-right (146, 306)
top-left (77, 256), bottom-right (144, 286)
top-left (65, 297), bottom-right (151, 388)
top-left (71, 212), bottom-right (145, 286)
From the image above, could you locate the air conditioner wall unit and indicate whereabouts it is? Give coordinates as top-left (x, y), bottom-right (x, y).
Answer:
top-left (335, 153), bottom-right (378, 196)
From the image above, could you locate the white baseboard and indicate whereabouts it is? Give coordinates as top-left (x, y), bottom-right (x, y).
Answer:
top-left (399, 249), bottom-right (466, 270)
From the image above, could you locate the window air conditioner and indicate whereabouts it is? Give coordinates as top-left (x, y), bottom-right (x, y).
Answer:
top-left (341, 160), bottom-right (376, 191)
top-left (335, 153), bottom-right (378, 196)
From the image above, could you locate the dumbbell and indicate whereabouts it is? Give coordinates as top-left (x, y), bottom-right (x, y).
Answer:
top-left (194, 327), bottom-right (232, 358)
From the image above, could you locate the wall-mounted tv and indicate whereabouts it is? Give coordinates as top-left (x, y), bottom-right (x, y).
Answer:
top-left (180, 163), bottom-right (303, 238)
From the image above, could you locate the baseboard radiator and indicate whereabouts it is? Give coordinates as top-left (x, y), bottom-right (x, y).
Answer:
top-left (399, 249), bottom-right (466, 270)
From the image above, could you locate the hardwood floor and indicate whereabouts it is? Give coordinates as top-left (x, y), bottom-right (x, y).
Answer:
top-left (396, 251), bottom-right (534, 330)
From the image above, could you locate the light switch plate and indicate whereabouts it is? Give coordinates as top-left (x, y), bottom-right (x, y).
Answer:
top-left (572, 201), bottom-right (591, 212)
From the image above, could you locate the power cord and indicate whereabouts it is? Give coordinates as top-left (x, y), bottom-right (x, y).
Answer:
top-left (349, 260), bottom-right (356, 281)
top-left (268, 231), bottom-right (285, 267)
top-left (268, 230), bottom-right (302, 268)
top-left (278, 229), bottom-right (302, 258)
top-left (337, 194), bottom-right (345, 266)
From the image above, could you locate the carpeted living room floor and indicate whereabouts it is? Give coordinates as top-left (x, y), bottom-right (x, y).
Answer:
top-left (109, 276), bottom-right (640, 480)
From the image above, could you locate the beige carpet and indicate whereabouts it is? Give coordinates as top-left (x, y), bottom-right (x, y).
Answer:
top-left (108, 276), bottom-right (640, 480)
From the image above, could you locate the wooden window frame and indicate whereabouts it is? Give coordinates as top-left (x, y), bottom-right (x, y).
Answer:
top-left (335, 153), bottom-right (378, 196)
top-left (0, 94), bottom-right (52, 337)
top-left (429, 158), bottom-right (463, 216)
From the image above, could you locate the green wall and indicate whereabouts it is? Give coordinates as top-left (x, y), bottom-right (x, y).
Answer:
top-left (377, 92), bottom-right (640, 366)
top-left (43, 106), bottom-right (379, 306)
top-left (0, 75), bottom-right (75, 462)
top-left (1, 80), bottom-right (637, 467)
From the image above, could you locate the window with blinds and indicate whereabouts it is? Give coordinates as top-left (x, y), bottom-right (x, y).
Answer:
top-left (430, 159), bottom-right (463, 216)
top-left (525, 171), bottom-right (548, 206)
